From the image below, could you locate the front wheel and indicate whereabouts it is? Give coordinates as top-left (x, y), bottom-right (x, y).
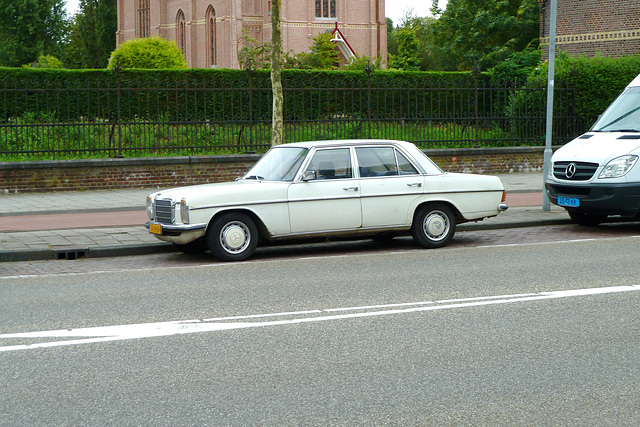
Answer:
top-left (411, 204), bottom-right (456, 249)
top-left (207, 213), bottom-right (258, 261)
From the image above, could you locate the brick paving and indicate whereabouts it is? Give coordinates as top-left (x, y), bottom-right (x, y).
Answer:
top-left (0, 173), bottom-right (572, 263)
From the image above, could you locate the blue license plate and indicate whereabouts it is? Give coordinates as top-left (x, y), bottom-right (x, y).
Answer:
top-left (558, 197), bottom-right (580, 207)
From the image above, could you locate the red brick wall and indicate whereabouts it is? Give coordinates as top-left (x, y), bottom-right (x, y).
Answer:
top-left (540, 0), bottom-right (640, 58)
top-left (0, 148), bottom-right (547, 194)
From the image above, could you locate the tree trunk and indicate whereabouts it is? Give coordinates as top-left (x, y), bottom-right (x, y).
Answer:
top-left (270, 0), bottom-right (284, 146)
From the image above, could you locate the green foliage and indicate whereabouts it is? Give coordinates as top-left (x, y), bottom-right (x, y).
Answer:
top-left (387, 11), bottom-right (436, 71)
top-left (0, 0), bottom-right (69, 67)
top-left (387, 27), bottom-right (421, 71)
top-left (107, 36), bottom-right (187, 70)
top-left (237, 29), bottom-right (272, 69)
top-left (386, 18), bottom-right (398, 57)
top-left (23, 54), bottom-right (64, 69)
top-left (65, 0), bottom-right (117, 69)
top-left (490, 46), bottom-right (541, 85)
top-left (524, 53), bottom-right (640, 121)
top-left (505, 54), bottom-right (640, 142)
top-left (291, 33), bottom-right (340, 70)
top-left (431, 0), bottom-right (539, 71)
top-left (342, 54), bottom-right (384, 71)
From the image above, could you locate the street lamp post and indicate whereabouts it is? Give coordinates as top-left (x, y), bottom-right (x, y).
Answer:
top-left (543, 0), bottom-right (557, 211)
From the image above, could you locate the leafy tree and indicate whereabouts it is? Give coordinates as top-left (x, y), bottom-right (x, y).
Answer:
top-left (387, 10), bottom-right (437, 71)
top-left (237, 29), bottom-right (271, 69)
top-left (293, 33), bottom-right (340, 70)
top-left (24, 54), bottom-right (64, 69)
top-left (490, 45), bottom-right (541, 85)
top-left (431, 0), bottom-right (539, 71)
top-left (65, 0), bottom-right (117, 68)
top-left (342, 54), bottom-right (384, 71)
top-left (0, 0), bottom-right (69, 67)
top-left (107, 36), bottom-right (187, 69)
top-left (387, 27), bottom-right (421, 71)
top-left (386, 18), bottom-right (398, 57)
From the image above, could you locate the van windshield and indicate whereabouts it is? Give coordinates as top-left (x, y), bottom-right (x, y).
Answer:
top-left (592, 87), bottom-right (640, 132)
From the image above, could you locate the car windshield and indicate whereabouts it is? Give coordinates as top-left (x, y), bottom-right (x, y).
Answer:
top-left (243, 147), bottom-right (308, 181)
top-left (592, 87), bottom-right (640, 132)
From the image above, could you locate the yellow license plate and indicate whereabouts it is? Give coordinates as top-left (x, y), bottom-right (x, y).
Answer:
top-left (149, 223), bottom-right (162, 235)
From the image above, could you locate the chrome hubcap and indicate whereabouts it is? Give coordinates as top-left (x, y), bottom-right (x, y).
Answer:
top-left (220, 222), bottom-right (250, 254)
top-left (423, 211), bottom-right (449, 241)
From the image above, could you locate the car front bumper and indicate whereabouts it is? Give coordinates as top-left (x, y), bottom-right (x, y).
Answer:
top-left (546, 181), bottom-right (640, 216)
top-left (145, 221), bottom-right (208, 245)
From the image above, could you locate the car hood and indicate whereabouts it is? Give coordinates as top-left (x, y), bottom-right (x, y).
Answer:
top-left (149, 180), bottom-right (289, 209)
top-left (553, 133), bottom-right (640, 163)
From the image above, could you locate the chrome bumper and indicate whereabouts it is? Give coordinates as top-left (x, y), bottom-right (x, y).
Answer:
top-left (145, 221), bottom-right (207, 235)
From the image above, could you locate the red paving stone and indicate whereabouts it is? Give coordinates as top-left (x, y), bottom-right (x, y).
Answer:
top-left (0, 193), bottom-right (543, 233)
top-left (0, 211), bottom-right (148, 232)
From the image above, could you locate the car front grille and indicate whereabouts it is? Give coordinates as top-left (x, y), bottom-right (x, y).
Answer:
top-left (553, 161), bottom-right (599, 181)
top-left (154, 197), bottom-right (174, 224)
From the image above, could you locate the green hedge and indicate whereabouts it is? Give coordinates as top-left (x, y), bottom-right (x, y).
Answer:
top-left (0, 68), bottom-right (493, 123)
top-left (509, 54), bottom-right (640, 136)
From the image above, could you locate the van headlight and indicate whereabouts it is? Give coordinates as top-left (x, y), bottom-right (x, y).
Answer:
top-left (598, 155), bottom-right (638, 178)
top-left (146, 196), bottom-right (154, 220)
top-left (180, 198), bottom-right (190, 224)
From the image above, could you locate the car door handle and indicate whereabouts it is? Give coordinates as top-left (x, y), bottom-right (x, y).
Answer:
top-left (343, 186), bottom-right (359, 191)
top-left (407, 183), bottom-right (422, 187)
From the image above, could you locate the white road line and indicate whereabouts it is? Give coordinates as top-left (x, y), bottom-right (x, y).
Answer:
top-left (2, 284), bottom-right (639, 353)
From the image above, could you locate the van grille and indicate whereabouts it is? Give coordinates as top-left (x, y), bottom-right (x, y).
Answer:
top-left (154, 198), bottom-right (174, 224)
top-left (553, 161), bottom-right (599, 181)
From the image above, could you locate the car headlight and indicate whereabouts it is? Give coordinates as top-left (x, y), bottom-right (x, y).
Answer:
top-left (146, 196), bottom-right (154, 220)
top-left (180, 198), bottom-right (190, 224)
top-left (598, 155), bottom-right (638, 178)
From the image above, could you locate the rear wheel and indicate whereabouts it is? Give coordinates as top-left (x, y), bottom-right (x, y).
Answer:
top-left (411, 204), bottom-right (456, 249)
top-left (207, 213), bottom-right (258, 261)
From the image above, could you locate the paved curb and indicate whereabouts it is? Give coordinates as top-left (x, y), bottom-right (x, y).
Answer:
top-left (0, 242), bottom-right (176, 263)
top-left (1, 216), bottom-right (574, 263)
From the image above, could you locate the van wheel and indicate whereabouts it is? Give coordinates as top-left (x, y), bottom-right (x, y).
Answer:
top-left (412, 204), bottom-right (456, 248)
top-left (568, 211), bottom-right (605, 226)
top-left (207, 213), bottom-right (258, 261)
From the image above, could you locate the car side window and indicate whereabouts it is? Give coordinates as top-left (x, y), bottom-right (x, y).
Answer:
top-left (356, 147), bottom-right (396, 177)
top-left (306, 148), bottom-right (352, 180)
top-left (396, 151), bottom-right (418, 175)
top-left (356, 147), bottom-right (418, 177)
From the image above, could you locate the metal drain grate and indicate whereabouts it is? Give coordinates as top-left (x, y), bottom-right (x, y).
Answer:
top-left (54, 248), bottom-right (88, 260)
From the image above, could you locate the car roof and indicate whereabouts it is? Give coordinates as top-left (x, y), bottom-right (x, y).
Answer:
top-left (275, 139), bottom-right (415, 150)
top-left (627, 73), bottom-right (640, 88)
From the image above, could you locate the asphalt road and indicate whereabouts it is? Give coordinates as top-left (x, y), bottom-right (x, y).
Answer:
top-left (2, 230), bottom-right (640, 425)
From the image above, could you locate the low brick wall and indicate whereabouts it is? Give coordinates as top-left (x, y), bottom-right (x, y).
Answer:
top-left (0, 147), bottom-right (552, 194)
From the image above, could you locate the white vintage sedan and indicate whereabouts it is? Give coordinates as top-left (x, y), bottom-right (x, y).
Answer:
top-left (146, 140), bottom-right (508, 261)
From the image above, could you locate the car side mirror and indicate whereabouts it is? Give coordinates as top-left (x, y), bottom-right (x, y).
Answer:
top-left (302, 170), bottom-right (316, 181)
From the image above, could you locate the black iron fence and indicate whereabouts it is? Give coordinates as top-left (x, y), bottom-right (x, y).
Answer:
top-left (0, 70), bottom-right (589, 160)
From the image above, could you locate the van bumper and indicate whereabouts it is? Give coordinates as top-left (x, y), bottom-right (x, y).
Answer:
top-left (546, 181), bottom-right (640, 216)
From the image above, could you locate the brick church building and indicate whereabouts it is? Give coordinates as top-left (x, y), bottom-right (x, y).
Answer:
top-left (116, 0), bottom-right (387, 69)
top-left (539, 0), bottom-right (640, 58)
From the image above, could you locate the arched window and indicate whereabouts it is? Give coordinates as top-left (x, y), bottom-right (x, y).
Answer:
top-left (315, 0), bottom-right (336, 18)
top-left (137, 0), bottom-right (150, 37)
top-left (176, 10), bottom-right (186, 59)
top-left (206, 7), bottom-right (217, 67)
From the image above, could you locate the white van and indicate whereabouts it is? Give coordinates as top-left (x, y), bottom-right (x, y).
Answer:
top-left (546, 73), bottom-right (640, 225)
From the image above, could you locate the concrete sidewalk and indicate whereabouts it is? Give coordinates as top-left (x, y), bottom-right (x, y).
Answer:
top-left (0, 172), bottom-right (571, 262)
